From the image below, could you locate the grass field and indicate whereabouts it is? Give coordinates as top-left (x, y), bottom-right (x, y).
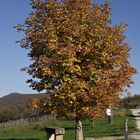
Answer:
top-left (0, 109), bottom-right (136, 140)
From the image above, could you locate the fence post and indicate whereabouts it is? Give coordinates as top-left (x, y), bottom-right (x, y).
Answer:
top-left (45, 127), bottom-right (65, 140)
top-left (124, 118), bottom-right (128, 140)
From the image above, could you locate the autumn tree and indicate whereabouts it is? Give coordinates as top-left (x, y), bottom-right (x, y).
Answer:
top-left (16, 0), bottom-right (136, 139)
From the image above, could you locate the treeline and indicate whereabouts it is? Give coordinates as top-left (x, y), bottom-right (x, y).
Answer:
top-left (120, 95), bottom-right (140, 109)
top-left (1, 94), bottom-right (140, 122)
top-left (0, 99), bottom-right (45, 123)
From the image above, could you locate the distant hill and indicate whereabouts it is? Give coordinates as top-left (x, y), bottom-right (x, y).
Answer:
top-left (0, 92), bottom-right (48, 107)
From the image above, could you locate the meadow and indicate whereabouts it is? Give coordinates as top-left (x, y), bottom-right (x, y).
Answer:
top-left (0, 109), bottom-right (136, 140)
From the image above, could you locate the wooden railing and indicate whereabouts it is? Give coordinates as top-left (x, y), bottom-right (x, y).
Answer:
top-left (0, 114), bottom-right (53, 129)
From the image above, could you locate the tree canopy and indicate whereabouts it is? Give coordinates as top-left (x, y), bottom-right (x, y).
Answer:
top-left (16, 0), bottom-right (136, 120)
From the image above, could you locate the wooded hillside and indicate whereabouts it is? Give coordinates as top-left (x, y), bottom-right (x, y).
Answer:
top-left (0, 93), bottom-right (47, 107)
top-left (120, 95), bottom-right (140, 109)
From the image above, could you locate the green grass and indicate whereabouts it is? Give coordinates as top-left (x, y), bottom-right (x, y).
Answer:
top-left (0, 109), bottom-right (136, 140)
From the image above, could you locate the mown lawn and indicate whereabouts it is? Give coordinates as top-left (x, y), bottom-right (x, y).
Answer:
top-left (0, 109), bottom-right (136, 140)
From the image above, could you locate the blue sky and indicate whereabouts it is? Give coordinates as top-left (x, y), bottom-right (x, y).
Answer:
top-left (0, 0), bottom-right (140, 97)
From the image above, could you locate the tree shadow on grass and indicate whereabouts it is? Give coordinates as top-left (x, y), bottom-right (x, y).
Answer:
top-left (126, 114), bottom-right (140, 117)
top-left (65, 127), bottom-right (75, 131)
top-left (110, 133), bottom-right (123, 136)
top-left (64, 123), bottom-right (91, 131)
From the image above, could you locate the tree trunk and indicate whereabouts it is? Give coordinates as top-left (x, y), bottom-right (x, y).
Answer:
top-left (75, 117), bottom-right (84, 140)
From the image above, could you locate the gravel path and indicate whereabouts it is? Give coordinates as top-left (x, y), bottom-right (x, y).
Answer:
top-left (95, 136), bottom-right (124, 140)
top-left (129, 109), bottom-right (140, 140)
top-left (92, 109), bottom-right (140, 140)
top-left (131, 109), bottom-right (140, 130)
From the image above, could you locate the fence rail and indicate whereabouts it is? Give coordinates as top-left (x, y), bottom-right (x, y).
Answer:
top-left (0, 115), bottom-right (53, 129)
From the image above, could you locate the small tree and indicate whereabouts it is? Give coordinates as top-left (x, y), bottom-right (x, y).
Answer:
top-left (16, 0), bottom-right (136, 139)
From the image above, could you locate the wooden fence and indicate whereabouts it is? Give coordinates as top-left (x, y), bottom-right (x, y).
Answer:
top-left (0, 114), bottom-right (53, 129)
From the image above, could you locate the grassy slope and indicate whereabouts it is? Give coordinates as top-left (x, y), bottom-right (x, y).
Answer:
top-left (0, 109), bottom-right (136, 140)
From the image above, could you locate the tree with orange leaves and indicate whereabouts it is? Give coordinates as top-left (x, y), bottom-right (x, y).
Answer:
top-left (16, 0), bottom-right (136, 139)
